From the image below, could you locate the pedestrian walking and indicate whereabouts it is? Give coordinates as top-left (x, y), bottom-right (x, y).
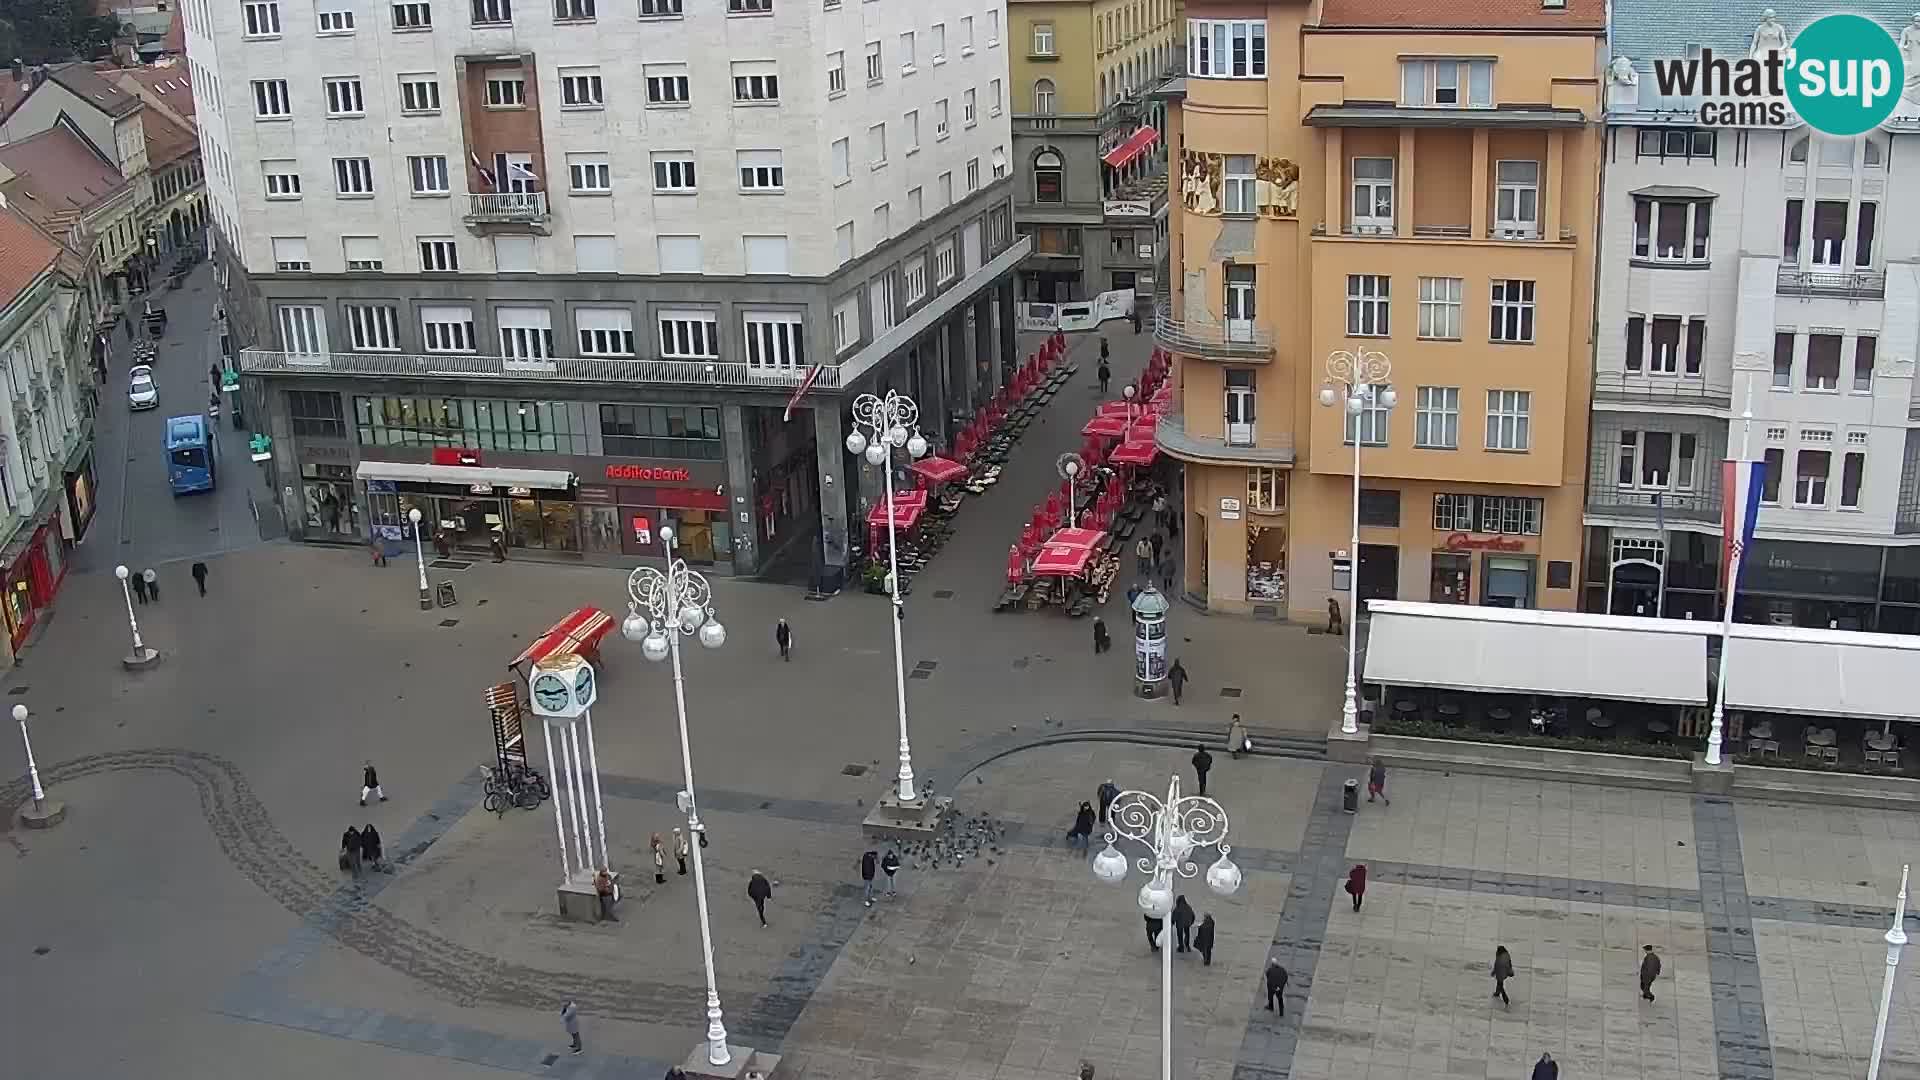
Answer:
top-left (651, 833), bottom-right (667, 883)
top-left (360, 761), bottom-right (386, 805)
top-left (1530, 1053), bottom-right (1558, 1080)
top-left (561, 999), bottom-right (582, 1054)
top-left (1264, 955), bottom-right (1289, 1013)
top-left (1491, 945), bottom-right (1514, 1007)
top-left (1327, 597), bottom-right (1344, 636)
top-left (361, 822), bottom-right (384, 871)
top-left (748, 870), bottom-right (773, 926)
top-left (861, 849), bottom-right (879, 906)
top-left (1171, 896), bottom-right (1196, 953)
top-left (1367, 758), bottom-right (1390, 805)
top-left (1191, 745), bottom-right (1212, 796)
top-left (1092, 616), bottom-right (1110, 654)
top-left (1135, 536), bottom-right (1153, 578)
top-left (595, 867), bottom-right (619, 921)
top-left (1344, 864), bottom-right (1368, 912)
top-left (369, 537), bottom-right (387, 567)
top-left (1168, 659), bottom-right (1188, 705)
top-left (881, 848), bottom-right (900, 895)
top-left (1160, 556), bottom-right (1175, 592)
top-left (131, 571), bottom-right (149, 604)
top-left (1143, 913), bottom-right (1163, 952)
top-left (1639, 944), bottom-right (1661, 1002)
top-left (340, 826), bottom-right (363, 877)
top-left (1097, 778), bottom-right (1119, 824)
top-left (1152, 493), bottom-right (1168, 530)
top-left (673, 827), bottom-right (690, 875)
top-left (1068, 801), bottom-right (1095, 851)
top-left (143, 568), bottom-right (159, 601)
top-left (1130, 307), bottom-right (1142, 334)
top-left (191, 561), bottom-right (208, 596)
top-left (1149, 531), bottom-right (1164, 565)
top-left (775, 618), bottom-right (792, 661)
top-left (1194, 913), bottom-right (1216, 966)
top-left (1097, 360), bottom-right (1112, 394)
top-left (1099, 336), bottom-right (1110, 363)
top-left (1228, 714), bottom-right (1250, 760)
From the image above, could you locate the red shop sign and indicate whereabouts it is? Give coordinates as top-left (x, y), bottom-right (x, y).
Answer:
top-left (1443, 532), bottom-right (1527, 553)
top-left (432, 448), bottom-right (483, 466)
top-left (605, 464), bottom-right (691, 483)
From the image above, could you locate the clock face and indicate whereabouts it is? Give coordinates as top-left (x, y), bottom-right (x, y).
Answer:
top-left (572, 666), bottom-right (596, 706)
top-left (531, 673), bottom-right (571, 714)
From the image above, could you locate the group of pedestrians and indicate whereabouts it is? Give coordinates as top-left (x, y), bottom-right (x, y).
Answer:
top-left (649, 829), bottom-right (692, 883)
top-left (1142, 895), bottom-right (1218, 964)
top-left (338, 822), bottom-right (385, 878)
top-left (858, 848), bottom-right (902, 906)
top-left (125, 563), bottom-right (215, 603)
top-left (1132, 532), bottom-right (1176, 591)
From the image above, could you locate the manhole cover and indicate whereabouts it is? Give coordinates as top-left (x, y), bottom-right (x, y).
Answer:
top-left (1219, 687), bottom-right (1243, 698)
top-left (933, 589), bottom-right (955, 599)
top-left (6, 686), bottom-right (27, 696)
top-left (909, 670), bottom-right (932, 680)
top-left (438, 619), bottom-right (460, 627)
top-left (842, 764), bottom-right (868, 776)
top-left (914, 660), bottom-right (938, 671)
top-left (429, 559), bottom-right (474, 571)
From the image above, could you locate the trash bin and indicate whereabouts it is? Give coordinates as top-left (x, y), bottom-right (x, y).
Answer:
top-left (1342, 779), bottom-right (1359, 814)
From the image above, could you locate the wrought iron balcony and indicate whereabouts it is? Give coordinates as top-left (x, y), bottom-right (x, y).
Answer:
top-left (1585, 487), bottom-right (1719, 524)
top-left (238, 348), bottom-right (847, 391)
top-left (464, 191), bottom-right (550, 225)
top-left (1899, 508), bottom-right (1920, 536)
top-left (1776, 266), bottom-right (1886, 299)
top-left (1591, 371), bottom-right (1732, 409)
top-left (1153, 308), bottom-right (1274, 360)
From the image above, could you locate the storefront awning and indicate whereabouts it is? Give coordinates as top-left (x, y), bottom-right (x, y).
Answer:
top-left (1723, 626), bottom-right (1920, 723)
top-left (1102, 126), bottom-right (1159, 169)
top-left (1362, 600), bottom-right (1709, 706)
top-left (355, 459), bottom-right (575, 491)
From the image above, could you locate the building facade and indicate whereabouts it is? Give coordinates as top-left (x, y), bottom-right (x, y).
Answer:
top-left (101, 59), bottom-right (210, 255)
top-left (1587, 0), bottom-right (1920, 634)
top-left (1158, 0), bottom-right (1603, 620)
top-left (1008, 0), bottom-right (1180, 304)
top-left (189, 0), bottom-right (1027, 582)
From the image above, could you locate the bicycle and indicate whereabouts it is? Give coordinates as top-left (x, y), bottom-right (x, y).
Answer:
top-left (481, 765), bottom-right (545, 815)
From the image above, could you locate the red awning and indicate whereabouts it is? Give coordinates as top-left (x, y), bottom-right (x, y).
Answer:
top-left (1048, 527), bottom-right (1106, 550)
top-left (1031, 542), bottom-right (1095, 577)
top-left (511, 607), bottom-right (614, 672)
top-left (1102, 126), bottom-right (1160, 169)
top-left (1082, 414), bottom-right (1129, 437)
top-left (1110, 439), bottom-right (1160, 467)
top-left (868, 498), bottom-right (925, 530)
top-left (909, 456), bottom-right (968, 485)
top-left (1097, 401), bottom-right (1135, 418)
top-left (1128, 417), bottom-right (1158, 440)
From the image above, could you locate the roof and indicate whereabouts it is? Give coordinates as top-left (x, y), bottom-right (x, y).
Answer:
top-left (0, 124), bottom-right (131, 221)
top-left (161, 12), bottom-right (186, 54)
top-left (1317, 0), bottom-right (1605, 31)
top-left (0, 208), bottom-right (64, 311)
top-left (1611, 0), bottom-right (1916, 68)
top-left (113, 62), bottom-right (196, 122)
top-left (141, 108), bottom-right (195, 167)
top-left (45, 62), bottom-right (143, 119)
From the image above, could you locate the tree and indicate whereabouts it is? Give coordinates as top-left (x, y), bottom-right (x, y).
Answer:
top-left (0, 0), bottom-right (120, 67)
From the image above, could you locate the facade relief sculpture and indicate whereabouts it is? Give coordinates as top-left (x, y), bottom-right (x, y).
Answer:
top-left (1180, 150), bottom-right (1299, 219)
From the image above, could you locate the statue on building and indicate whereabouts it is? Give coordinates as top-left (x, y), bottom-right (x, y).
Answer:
top-left (1607, 55), bottom-right (1638, 87)
top-left (1751, 9), bottom-right (1790, 59)
top-left (1901, 14), bottom-right (1920, 93)
top-left (1253, 157), bottom-right (1300, 219)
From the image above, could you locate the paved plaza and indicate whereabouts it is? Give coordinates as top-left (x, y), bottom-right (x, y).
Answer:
top-left (2, 328), bottom-right (1918, 1079)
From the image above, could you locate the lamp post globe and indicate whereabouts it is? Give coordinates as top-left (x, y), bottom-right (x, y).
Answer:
top-left (1205, 853), bottom-right (1244, 896)
top-left (1317, 385), bottom-right (1338, 408)
top-left (1137, 875), bottom-right (1174, 917)
top-left (887, 425), bottom-right (909, 447)
top-left (906, 432), bottom-right (929, 459)
top-left (698, 621), bottom-right (727, 649)
top-left (408, 507), bottom-right (422, 525)
top-left (1091, 840), bottom-right (1128, 883)
top-left (12, 704), bottom-right (25, 723)
top-left (621, 607), bottom-right (650, 642)
top-left (1379, 386), bottom-right (1398, 409)
top-left (845, 430), bottom-right (869, 455)
top-left (865, 443), bottom-right (887, 466)
top-left (641, 631), bottom-right (671, 663)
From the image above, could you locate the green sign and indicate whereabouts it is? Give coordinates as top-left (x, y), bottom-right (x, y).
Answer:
top-left (249, 433), bottom-right (272, 462)
top-left (220, 368), bottom-right (240, 392)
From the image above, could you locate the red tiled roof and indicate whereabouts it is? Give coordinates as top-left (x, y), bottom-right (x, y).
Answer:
top-left (0, 124), bottom-right (130, 222)
top-left (0, 207), bottom-right (64, 311)
top-left (1317, 0), bottom-right (1606, 31)
top-left (118, 63), bottom-right (196, 122)
top-left (46, 61), bottom-right (143, 117)
top-left (142, 108), bottom-right (195, 167)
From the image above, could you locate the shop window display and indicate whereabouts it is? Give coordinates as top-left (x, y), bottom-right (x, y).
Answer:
top-left (1246, 523), bottom-right (1286, 602)
top-left (581, 505), bottom-right (622, 555)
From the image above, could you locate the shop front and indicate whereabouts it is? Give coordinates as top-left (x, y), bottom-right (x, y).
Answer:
top-left (61, 441), bottom-right (97, 544)
top-left (0, 511), bottom-right (68, 655)
top-left (1430, 533), bottom-right (1538, 609)
top-left (596, 461), bottom-right (733, 566)
top-left (300, 443), bottom-right (360, 541)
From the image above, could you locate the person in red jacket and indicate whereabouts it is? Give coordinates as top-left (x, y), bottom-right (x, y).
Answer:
top-left (1344, 864), bottom-right (1368, 912)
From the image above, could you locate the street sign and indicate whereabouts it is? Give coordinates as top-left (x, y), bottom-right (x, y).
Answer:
top-left (249, 433), bottom-right (272, 462)
top-left (220, 368), bottom-right (240, 392)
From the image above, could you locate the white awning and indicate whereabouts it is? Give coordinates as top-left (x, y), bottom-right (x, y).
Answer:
top-left (355, 459), bottom-right (574, 491)
top-left (1362, 600), bottom-right (1709, 706)
top-left (1724, 626), bottom-right (1920, 723)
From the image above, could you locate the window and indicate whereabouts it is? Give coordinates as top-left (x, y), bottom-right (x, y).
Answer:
top-left (738, 150), bottom-right (783, 191)
top-left (1773, 330), bottom-right (1795, 388)
top-left (1343, 384), bottom-right (1390, 447)
top-left (731, 311), bottom-right (805, 375)
top-left (904, 257), bottom-right (927, 304)
top-left (1351, 158), bottom-right (1393, 231)
top-left (1222, 155), bottom-right (1255, 214)
top-left (1432, 494), bottom-right (1542, 535)
top-left (658, 310), bottom-right (719, 358)
top-left (471, 0), bottom-right (510, 22)
top-left (485, 72), bottom-right (526, 107)
top-left (1248, 468), bottom-right (1286, 513)
top-left (1805, 333), bottom-right (1841, 390)
top-left (1856, 202), bottom-right (1878, 268)
top-left (991, 146), bottom-right (1007, 180)
top-left (1761, 448), bottom-right (1785, 503)
top-left (988, 9), bottom-right (998, 44)
top-left (646, 65), bottom-right (689, 105)
top-left (1485, 389), bottom-right (1531, 451)
top-left (874, 203), bottom-right (891, 239)
top-left (1414, 386), bottom-right (1458, 449)
top-left (834, 222), bottom-right (853, 264)
top-left (555, 0), bottom-right (593, 17)
top-left (1633, 198), bottom-right (1711, 261)
top-left (1854, 336), bottom-right (1876, 392)
top-left (901, 31), bottom-right (916, 72)
top-left (1034, 78), bottom-right (1055, 114)
top-left (936, 98), bottom-right (950, 138)
top-left (828, 297), bottom-right (861, 353)
top-left (1346, 275), bottom-right (1389, 337)
top-left (317, 5), bottom-right (353, 31)
top-left (657, 235), bottom-right (702, 273)
top-left (1643, 316), bottom-right (1682, 374)
top-left (1033, 150), bottom-right (1063, 202)
top-left (263, 160), bottom-right (301, 199)
top-left (1841, 451), bottom-right (1865, 509)
top-left (562, 153), bottom-right (609, 193)
top-left (960, 15), bottom-right (973, 52)
top-left (495, 307), bottom-right (554, 360)
top-left (1224, 370), bottom-right (1255, 446)
top-left (252, 79), bottom-right (291, 118)
top-left (869, 124), bottom-right (887, 168)
top-left (244, 0), bottom-right (282, 34)
top-left (832, 138), bottom-right (850, 183)
top-left (1810, 200), bottom-right (1847, 266)
top-left (271, 236), bottom-right (311, 271)
top-left (732, 61), bottom-right (779, 103)
top-left (408, 154), bottom-right (448, 195)
top-left (1782, 199), bottom-right (1803, 262)
top-left (421, 306), bottom-right (476, 352)
top-left (906, 186), bottom-right (923, 223)
top-left (933, 21), bottom-right (947, 60)
top-left (989, 78), bottom-right (1002, 116)
top-left (639, 0), bottom-right (680, 13)
top-left (963, 88), bottom-right (977, 126)
top-left (1357, 489), bottom-right (1401, 528)
top-left (1795, 449), bottom-right (1830, 507)
top-left (1615, 430), bottom-right (1699, 491)
top-left (1494, 161), bottom-right (1539, 238)
top-left (1400, 59), bottom-right (1493, 107)
top-left (1489, 279), bottom-right (1534, 344)
top-left (938, 171), bottom-right (952, 206)
top-left (905, 109), bottom-right (921, 152)
top-left (966, 157), bottom-right (980, 190)
top-left (560, 68), bottom-right (603, 107)
top-left (345, 303), bottom-right (399, 350)
top-left (418, 237), bottom-right (459, 272)
top-left (354, 396), bottom-right (587, 454)
top-left (828, 51), bottom-right (846, 96)
top-left (1032, 22), bottom-right (1054, 55)
top-left (865, 41), bottom-right (883, 83)
top-left (1417, 277), bottom-right (1461, 340)
top-left (392, 1), bottom-right (431, 27)
top-left (728, 0), bottom-right (769, 10)
top-left (742, 234), bottom-right (788, 274)
top-left (1635, 127), bottom-right (1716, 161)
top-left (399, 75), bottom-right (440, 113)
top-left (496, 236), bottom-right (535, 273)
top-left (598, 405), bottom-right (722, 460)
top-left (575, 235), bottom-right (616, 273)
top-left (1188, 19), bottom-right (1265, 78)
top-left (289, 391), bottom-right (347, 438)
top-left (278, 305), bottom-right (325, 353)
top-left (333, 156), bottom-right (374, 196)
top-left (575, 308), bottom-right (635, 356)
top-left (342, 236), bottom-right (383, 272)
top-left (650, 152), bottom-right (695, 192)
top-left (934, 239), bottom-right (956, 282)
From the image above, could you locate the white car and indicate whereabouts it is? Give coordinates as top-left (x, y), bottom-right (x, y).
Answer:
top-left (128, 365), bottom-right (158, 410)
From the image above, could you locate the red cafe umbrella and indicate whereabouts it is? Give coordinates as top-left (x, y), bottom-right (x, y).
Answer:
top-left (1083, 414), bottom-right (1128, 437)
top-left (1097, 401), bottom-right (1134, 418)
top-left (910, 456), bottom-right (968, 485)
top-left (1048, 527), bottom-right (1106, 549)
top-left (1030, 542), bottom-right (1094, 578)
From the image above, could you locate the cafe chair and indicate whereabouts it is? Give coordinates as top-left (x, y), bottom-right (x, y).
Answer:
top-left (1763, 740), bottom-right (1779, 756)
top-left (1805, 742), bottom-right (1823, 759)
top-left (1823, 746), bottom-right (1839, 763)
top-left (1866, 749), bottom-right (1885, 766)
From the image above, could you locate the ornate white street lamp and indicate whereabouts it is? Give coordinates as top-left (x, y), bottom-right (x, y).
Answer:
top-left (844, 391), bottom-right (930, 804)
top-left (113, 564), bottom-right (157, 668)
top-left (408, 506), bottom-right (431, 610)
top-left (1867, 864), bottom-right (1910, 1080)
top-left (623, 527), bottom-right (732, 1068)
top-left (1318, 349), bottom-right (1395, 736)
top-left (1091, 775), bottom-right (1242, 1080)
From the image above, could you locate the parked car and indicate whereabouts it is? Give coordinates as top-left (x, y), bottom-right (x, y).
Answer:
top-left (128, 365), bottom-right (158, 410)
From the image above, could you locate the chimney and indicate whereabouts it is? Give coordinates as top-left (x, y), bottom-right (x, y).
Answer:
top-left (9, 59), bottom-right (21, 87)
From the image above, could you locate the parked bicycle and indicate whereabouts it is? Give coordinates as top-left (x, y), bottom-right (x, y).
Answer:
top-left (481, 761), bottom-right (550, 815)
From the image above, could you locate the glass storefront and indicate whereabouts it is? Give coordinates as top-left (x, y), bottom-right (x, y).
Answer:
top-left (303, 463), bottom-right (360, 538)
top-left (1429, 552), bottom-right (1471, 603)
top-left (617, 506), bottom-right (728, 563)
top-left (1482, 556), bottom-right (1535, 608)
top-left (509, 497), bottom-right (579, 552)
top-left (581, 504), bottom-right (621, 556)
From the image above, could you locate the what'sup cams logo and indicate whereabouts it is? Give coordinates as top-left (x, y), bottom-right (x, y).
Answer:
top-left (1647, 9), bottom-right (1907, 136)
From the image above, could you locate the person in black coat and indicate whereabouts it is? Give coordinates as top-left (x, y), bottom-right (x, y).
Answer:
top-left (1264, 956), bottom-right (1289, 1013)
top-left (1143, 913), bottom-right (1163, 952)
top-left (1092, 616), bottom-right (1110, 654)
top-left (748, 870), bottom-right (773, 926)
top-left (1069, 801), bottom-right (1096, 851)
top-left (1190, 745), bottom-right (1212, 796)
top-left (1530, 1052), bottom-right (1557, 1080)
top-left (191, 561), bottom-right (209, 596)
top-left (1097, 778), bottom-right (1119, 823)
top-left (860, 849), bottom-right (879, 906)
top-left (1194, 913), bottom-right (1216, 965)
top-left (360, 823), bottom-right (384, 871)
top-left (775, 618), bottom-right (792, 661)
top-left (1491, 945), bottom-right (1514, 1006)
top-left (1171, 896), bottom-right (1196, 953)
top-left (1168, 660), bottom-right (1188, 704)
top-left (341, 826), bottom-right (363, 878)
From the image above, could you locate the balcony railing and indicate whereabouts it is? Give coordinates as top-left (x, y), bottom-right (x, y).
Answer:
top-left (1153, 310), bottom-right (1274, 359)
top-left (239, 347), bottom-right (847, 391)
top-left (1585, 487), bottom-right (1719, 524)
top-left (465, 191), bottom-right (549, 223)
top-left (1777, 266), bottom-right (1886, 299)
top-left (1155, 412), bottom-right (1295, 465)
top-left (1592, 371), bottom-right (1733, 409)
top-left (1898, 508), bottom-right (1920, 536)
top-left (1315, 222), bottom-right (1573, 242)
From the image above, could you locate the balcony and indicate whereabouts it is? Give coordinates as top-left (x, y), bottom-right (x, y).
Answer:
top-left (1591, 372), bottom-right (1732, 411)
top-left (1154, 310), bottom-right (1274, 361)
top-left (1155, 412), bottom-right (1294, 466)
top-left (1899, 508), bottom-right (1920, 536)
top-left (1777, 267), bottom-right (1886, 300)
top-left (238, 348), bottom-right (848, 392)
top-left (1586, 487), bottom-right (1719, 525)
top-left (464, 191), bottom-right (550, 233)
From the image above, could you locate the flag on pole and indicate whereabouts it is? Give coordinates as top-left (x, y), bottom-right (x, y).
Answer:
top-left (1721, 458), bottom-right (1766, 593)
top-left (782, 365), bottom-right (823, 422)
top-left (470, 152), bottom-right (496, 190)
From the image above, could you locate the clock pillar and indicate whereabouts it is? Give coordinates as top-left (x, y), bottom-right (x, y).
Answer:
top-left (528, 655), bottom-right (615, 922)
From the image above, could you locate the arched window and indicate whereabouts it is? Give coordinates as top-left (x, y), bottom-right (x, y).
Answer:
top-left (1034, 149), bottom-right (1064, 203)
top-left (1034, 78), bottom-right (1056, 115)
top-left (1788, 135), bottom-right (1809, 163)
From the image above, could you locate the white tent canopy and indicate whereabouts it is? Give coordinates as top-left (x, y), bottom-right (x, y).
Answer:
top-left (1723, 625), bottom-right (1920, 724)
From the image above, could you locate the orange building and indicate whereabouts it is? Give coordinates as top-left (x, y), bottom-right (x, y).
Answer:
top-left (1156, 0), bottom-right (1604, 620)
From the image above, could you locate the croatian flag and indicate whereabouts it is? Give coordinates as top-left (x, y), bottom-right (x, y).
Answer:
top-left (781, 365), bottom-right (824, 422)
top-left (1721, 458), bottom-right (1766, 593)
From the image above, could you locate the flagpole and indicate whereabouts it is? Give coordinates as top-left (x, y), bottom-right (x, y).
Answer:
top-left (1707, 377), bottom-right (1756, 766)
